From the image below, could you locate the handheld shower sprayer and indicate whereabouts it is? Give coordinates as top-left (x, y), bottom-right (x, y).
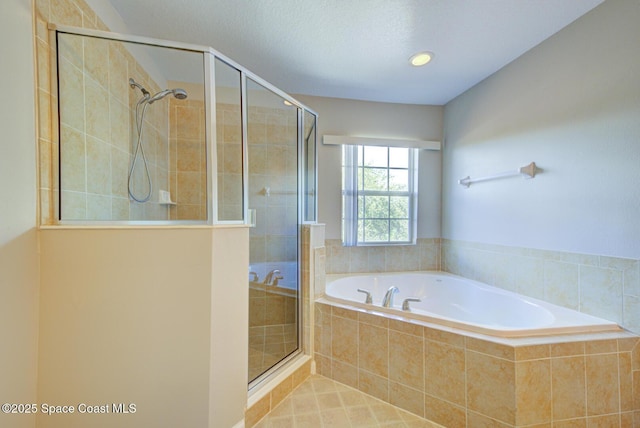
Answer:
top-left (147, 88), bottom-right (188, 104)
top-left (129, 78), bottom-right (187, 104)
top-left (127, 77), bottom-right (188, 203)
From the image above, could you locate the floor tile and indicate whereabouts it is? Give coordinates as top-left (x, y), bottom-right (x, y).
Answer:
top-left (254, 374), bottom-right (444, 427)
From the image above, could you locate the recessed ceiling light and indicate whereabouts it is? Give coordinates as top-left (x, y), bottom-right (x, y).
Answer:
top-left (409, 51), bottom-right (434, 67)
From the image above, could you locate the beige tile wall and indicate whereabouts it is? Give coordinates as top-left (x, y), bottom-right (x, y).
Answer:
top-left (38, 0), bottom-right (200, 223)
top-left (314, 302), bottom-right (640, 427)
top-left (302, 225), bottom-right (323, 353)
top-left (169, 98), bottom-right (206, 220)
top-left (443, 239), bottom-right (640, 335)
top-left (302, 227), bottom-right (312, 353)
top-left (324, 238), bottom-right (441, 274)
top-left (36, 0), bottom-right (108, 223)
top-left (215, 101), bottom-right (243, 220)
top-left (57, 19), bottom-right (170, 220)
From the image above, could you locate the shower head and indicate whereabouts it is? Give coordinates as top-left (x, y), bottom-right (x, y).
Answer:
top-left (172, 88), bottom-right (188, 100)
top-left (148, 88), bottom-right (188, 104)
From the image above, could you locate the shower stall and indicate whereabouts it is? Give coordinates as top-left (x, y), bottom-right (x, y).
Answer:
top-left (48, 24), bottom-right (317, 394)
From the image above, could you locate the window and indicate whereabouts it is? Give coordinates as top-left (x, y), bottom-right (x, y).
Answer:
top-left (342, 145), bottom-right (418, 246)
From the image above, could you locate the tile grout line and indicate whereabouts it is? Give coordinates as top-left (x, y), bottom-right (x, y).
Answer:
top-left (583, 353), bottom-right (588, 422)
top-left (464, 335), bottom-right (468, 428)
top-left (549, 348), bottom-right (555, 426)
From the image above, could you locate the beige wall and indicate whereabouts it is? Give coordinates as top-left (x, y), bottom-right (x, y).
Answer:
top-left (38, 227), bottom-right (248, 428)
top-left (207, 227), bottom-right (250, 428)
top-left (0, 1), bottom-right (39, 428)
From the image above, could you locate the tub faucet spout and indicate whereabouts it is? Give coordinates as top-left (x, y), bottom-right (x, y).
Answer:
top-left (382, 286), bottom-right (399, 308)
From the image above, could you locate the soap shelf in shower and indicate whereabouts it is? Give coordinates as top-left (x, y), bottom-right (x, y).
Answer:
top-left (158, 190), bottom-right (176, 205)
top-left (260, 187), bottom-right (297, 197)
top-left (458, 162), bottom-right (538, 188)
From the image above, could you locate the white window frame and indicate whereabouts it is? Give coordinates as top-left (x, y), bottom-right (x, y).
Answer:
top-left (342, 144), bottom-right (418, 246)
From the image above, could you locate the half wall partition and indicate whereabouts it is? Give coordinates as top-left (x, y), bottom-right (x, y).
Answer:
top-left (47, 24), bottom-right (317, 395)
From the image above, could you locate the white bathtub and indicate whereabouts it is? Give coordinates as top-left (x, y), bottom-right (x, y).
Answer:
top-left (324, 272), bottom-right (621, 338)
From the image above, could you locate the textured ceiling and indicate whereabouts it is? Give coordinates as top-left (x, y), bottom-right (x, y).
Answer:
top-left (106, 0), bottom-right (605, 105)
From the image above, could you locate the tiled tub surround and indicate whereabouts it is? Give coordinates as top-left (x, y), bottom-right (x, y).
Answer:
top-left (314, 302), bottom-right (640, 427)
top-left (442, 239), bottom-right (640, 335)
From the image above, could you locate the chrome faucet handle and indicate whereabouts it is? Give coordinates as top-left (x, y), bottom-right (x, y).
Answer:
top-left (249, 272), bottom-right (259, 282)
top-left (271, 275), bottom-right (284, 286)
top-left (402, 298), bottom-right (421, 311)
top-left (356, 288), bottom-right (373, 304)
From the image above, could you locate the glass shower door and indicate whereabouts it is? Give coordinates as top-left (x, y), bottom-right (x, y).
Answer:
top-left (246, 78), bottom-right (300, 384)
top-left (213, 58), bottom-right (243, 221)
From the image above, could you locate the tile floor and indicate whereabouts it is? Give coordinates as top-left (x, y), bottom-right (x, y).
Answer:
top-left (253, 375), bottom-right (444, 428)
